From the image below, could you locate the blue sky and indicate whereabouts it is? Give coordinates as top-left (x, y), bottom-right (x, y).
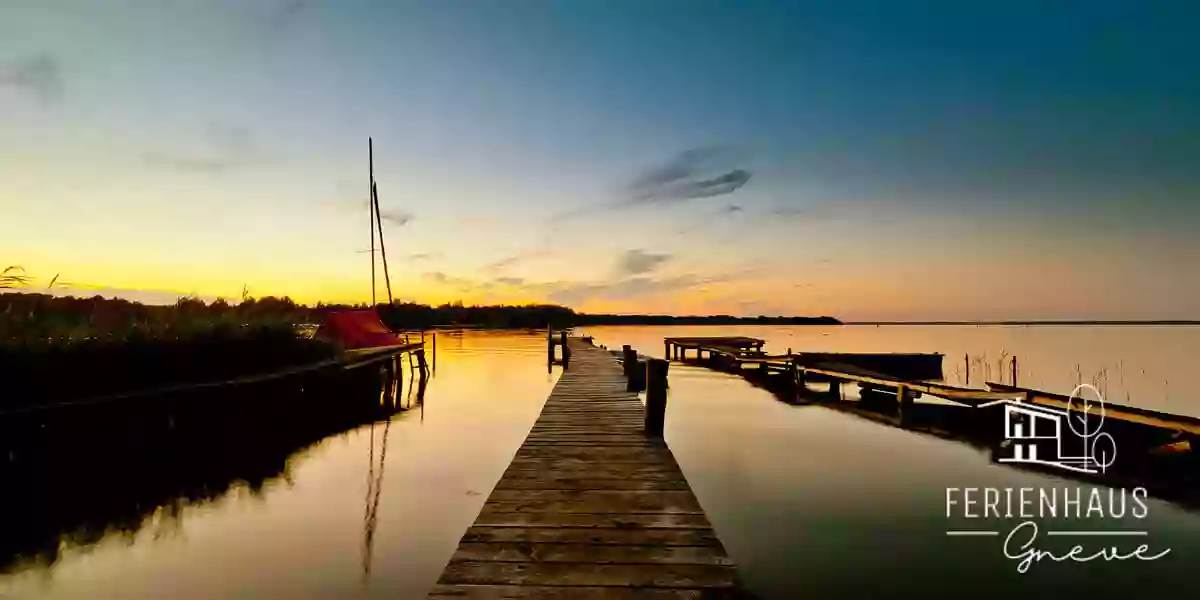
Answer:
top-left (2, 1), bottom-right (1197, 319)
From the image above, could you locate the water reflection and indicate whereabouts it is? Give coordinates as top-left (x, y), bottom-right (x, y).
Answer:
top-left (0, 356), bottom-right (425, 575)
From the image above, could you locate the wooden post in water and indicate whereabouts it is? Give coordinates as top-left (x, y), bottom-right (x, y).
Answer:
top-left (644, 358), bottom-right (669, 438)
top-left (829, 379), bottom-right (842, 401)
top-left (964, 353), bottom-right (970, 386)
top-left (897, 384), bottom-right (914, 425)
top-left (561, 331), bottom-right (570, 366)
top-left (1011, 356), bottom-right (1018, 386)
top-left (622, 345), bottom-right (635, 378)
top-left (416, 348), bottom-right (428, 377)
top-left (664, 341), bottom-right (670, 361)
top-left (432, 333), bottom-right (437, 371)
top-left (547, 327), bottom-right (554, 365)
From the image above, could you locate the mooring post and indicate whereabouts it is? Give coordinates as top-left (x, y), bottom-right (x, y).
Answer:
top-left (547, 326), bottom-right (554, 364)
top-left (1011, 356), bottom-right (1018, 386)
top-left (431, 332), bottom-right (437, 371)
top-left (622, 345), bottom-right (635, 379)
top-left (664, 341), bottom-right (670, 360)
top-left (644, 358), bottom-right (669, 438)
top-left (561, 331), bottom-right (571, 365)
top-left (416, 348), bottom-right (429, 378)
top-left (897, 385), bottom-right (914, 424)
top-left (964, 353), bottom-right (970, 386)
top-left (829, 379), bottom-right (842, 400)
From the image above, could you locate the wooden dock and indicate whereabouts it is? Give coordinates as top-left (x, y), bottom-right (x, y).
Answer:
top-left (664, 336), bottom-right (1200, 443)
top-left (428, 338), bottom-right (751, 599)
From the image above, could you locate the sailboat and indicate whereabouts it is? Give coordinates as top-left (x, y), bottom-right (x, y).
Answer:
top-left (314, 139), bottom-right (418, 352)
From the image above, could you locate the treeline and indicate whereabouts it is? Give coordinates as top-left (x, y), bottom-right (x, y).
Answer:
top-left (0, 292), bottom-right (841, 337)
top-left (370, 302), bottom-right (577, 330)
top-left (574, 314), bottom-right (842, 326)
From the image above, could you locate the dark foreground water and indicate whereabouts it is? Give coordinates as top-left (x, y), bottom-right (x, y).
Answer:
top-left (3, 326), bottom-right (1199, 599)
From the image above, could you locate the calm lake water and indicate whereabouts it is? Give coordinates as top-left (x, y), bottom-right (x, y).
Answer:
top-left (3, 325), bottom-right (1199, 599)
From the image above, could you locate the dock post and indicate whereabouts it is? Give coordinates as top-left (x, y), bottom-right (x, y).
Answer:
top-left (664, 341), bottom-right (671, 361)
top-left (416, 348), bottom-right (429, 378)
top-left (964, 353), bottom-right (970, 386)
top-left (432, 333), bottom-right (437, 371)
top-left (622, 345), bottom-right (635, 378)
top-left (1011, 356), bottom-right (1018, 386)
top-left (644, 358), bottom-right (669, 438)
top-left (828, 379), bottom-right (842, 400)
top-left (897, 385), bottom-right (914, 425)
top-left (547, 327), bottom-right (555, 364)
top-left (561, 331), bottom-right (571, 366)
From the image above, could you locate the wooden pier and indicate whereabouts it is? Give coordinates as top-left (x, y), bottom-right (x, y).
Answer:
top-left (428, 338), bottom-right (751, 599)
top-left (664, 336), bottom-right (1200, 446)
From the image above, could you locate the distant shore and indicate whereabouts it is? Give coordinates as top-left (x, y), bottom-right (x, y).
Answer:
top-left (842, 320), bottom-right (1200, 326)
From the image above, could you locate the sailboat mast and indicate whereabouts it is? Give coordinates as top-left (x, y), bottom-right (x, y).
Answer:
top-left (372, 181), bottom-right (394, 304)
top-left (369, 138), bottom-right (376, 307)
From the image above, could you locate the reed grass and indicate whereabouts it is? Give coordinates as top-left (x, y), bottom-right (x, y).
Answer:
top-left (0, 293), bottom-right (337, 410)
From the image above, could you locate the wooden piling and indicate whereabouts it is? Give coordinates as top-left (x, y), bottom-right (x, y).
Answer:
top-left (829, 380), bottom-right (842, 400)
top-left (964, 353), bottom-right (970, 386)
top-left (897, 384), bottom-right (914, 424)
top-left (560, 331), bottom-right (570, 364)
top-left (547, 327), bottom-right (555, 365)
top-left (644, 358), bottom-right (669, 438)
top-left (664, 341), bottom-right (671, 361)
top-left (621, 345), bottom-right (635, 378)
top-left (416, 348), bottom-right (429, 376)
top-left (1011, 355), bottom-right (1018, 386)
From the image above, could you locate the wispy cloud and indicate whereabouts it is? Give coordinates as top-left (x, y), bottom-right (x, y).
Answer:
top-left (143, 122), bottom-right (262, 174)
top-left (616, 249), bottom-right (671, 276)
top-left (626, 146), bottom-right (752, 205)
top-left (271, 0), bottom-right (314, 31)
top-left (143, 152), bottom-right (235, 174)
top-left (481, 247), bottom-right (555, 273)
top-left (495, 276), bottom-right (525, 286)
top-left (552, 146), bottom-right (752, 221)
top-left (543, 274), bottom-right (719, 307)
top-left (378, 209), bottom-right (414, 227)
top-left (0, 54), bottom-right (63, 105)
top-left (406, 251), bottom-right (443, 261)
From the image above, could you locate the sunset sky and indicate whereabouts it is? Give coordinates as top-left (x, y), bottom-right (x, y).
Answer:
top-left (3, 1), bottom-right (1198, 321)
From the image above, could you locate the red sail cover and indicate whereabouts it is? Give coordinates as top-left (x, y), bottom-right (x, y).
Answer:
top-left (316, 309), bottom-right (406, 350)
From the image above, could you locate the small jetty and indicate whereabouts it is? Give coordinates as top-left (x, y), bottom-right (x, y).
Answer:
top-left (663, 336), bottom-right (1200, 450)
top-left (428, 338), bottom-right (752, 598)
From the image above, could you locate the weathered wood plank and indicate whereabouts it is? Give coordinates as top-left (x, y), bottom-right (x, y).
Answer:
top-left (494, 478), bottom-right (691, 491)
top-left (502, 462), bottom-right (685, 478)
top-left (449, 543), bottom-right (734, 565)
top-left (514, 447), bottom-right (675, 460)
top-left (483, 490), bottom-right (704, 514)
top-left (472, 511), bottom-right (714, 529)
top-left (460, 527), bottom-right (721, 546)
top-left (438, 562), bottom-right (740, 588)
top-left (428, 584), bottom-right (751, 599)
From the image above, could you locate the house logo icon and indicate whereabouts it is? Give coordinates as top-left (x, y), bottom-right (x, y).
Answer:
top-left (980, 384), bottom-right (1117, 474)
